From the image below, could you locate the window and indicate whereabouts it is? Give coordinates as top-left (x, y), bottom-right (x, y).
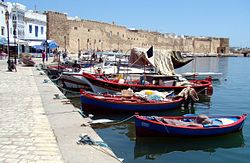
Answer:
top-left (12, 15), bottom-right (16, 20)
top-left (88, 29), bottom-right (91, 32)
top-left (41, 27), bottom-right (44, 34)
top-left (74, 27), bottom-right (77, 30)
top-left (117, 32), bottom-right (119, 36)
top-left (13, 28), bottom-right (16, 36)
top-left (35, 26), bottom-right (38, 37)
top-left (1, 27), bottom-right (4, 36)
top-left (29, 25), bottom-right (32, 33)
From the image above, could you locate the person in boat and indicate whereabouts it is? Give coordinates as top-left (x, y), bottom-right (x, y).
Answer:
top-left (72, 60), bottom-right (81, 72)
top-left (78, 50), bottom-right (81, 59)
top-left (117, 59), bottom-right (122, 74)
top-left (95, 67), bottom-right (103, 74)
top-left (98, 57), bottom-right (103, 63)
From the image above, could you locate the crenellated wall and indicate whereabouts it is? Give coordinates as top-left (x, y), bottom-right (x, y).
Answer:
top-left (46, 11), bottom-right (229, 55)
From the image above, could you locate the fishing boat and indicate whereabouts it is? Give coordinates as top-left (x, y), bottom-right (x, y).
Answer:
top-left (171, 51), bottom-right (193, 69)
top-left (182, 72), bottom-right (223, 80)
top-left (134, 114), bottom-right (247, 137)
top-left (22, 57), bottom-right (35, 66)
top-left (80, 89), bottom-right (184, 112)
top-left (78, 72), bottom-right (213, 95)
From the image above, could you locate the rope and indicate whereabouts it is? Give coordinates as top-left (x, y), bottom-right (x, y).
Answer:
top-left (50, 73), bottom-right (63, 81)
top-left (196, 87), bottom-right (206, 95)
top-left (90, 115), bottom-right (135, 126)
top-left (77, 134), bottom-right (124, 162)
top-left (151, 116), bottom-right (170, 134)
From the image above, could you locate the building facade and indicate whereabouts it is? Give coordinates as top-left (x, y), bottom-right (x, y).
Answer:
top-left (46, 11), bottom-right (229, 55)
top-left (24, 10), bottom-right (46, 42)
top-left (0, 1), bottom-right (7, 40)
top-left (0, 1), bottom-right (48, 54)
top-left (7, 2), bottom-right (25, 40)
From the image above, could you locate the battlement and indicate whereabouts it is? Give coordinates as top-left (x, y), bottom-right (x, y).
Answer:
top-left (46, 11), bottom-right (229, 54)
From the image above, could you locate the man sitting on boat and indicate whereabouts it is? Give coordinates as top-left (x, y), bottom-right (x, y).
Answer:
top-left (72, 60), bottom-right (81, 72)
top-left (95, 67), bottom-right (103, 74)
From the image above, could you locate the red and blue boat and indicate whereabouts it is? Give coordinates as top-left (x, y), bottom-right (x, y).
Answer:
top-left (135, 114), bottom-right (247, 137)
top-left (80, 90), bottom-right (184, 112)
top-left (79, 72), bottom-right (213, 95)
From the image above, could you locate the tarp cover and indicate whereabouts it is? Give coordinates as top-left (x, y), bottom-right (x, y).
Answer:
top-left (0, 36), bottom-right (7, 45)
top-left (41, 40), bottom-right (58, 49)
top-left (129, 47), bottom-right (175, 75)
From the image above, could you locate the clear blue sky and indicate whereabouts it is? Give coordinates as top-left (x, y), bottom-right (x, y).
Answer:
top-left (8, 0), bottom-right (250, 47)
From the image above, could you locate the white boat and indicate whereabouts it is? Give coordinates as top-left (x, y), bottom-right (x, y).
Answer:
top-left (58, 64), bottom-right (155, 90)
top-left (182, 72), bottom-right (222, 80)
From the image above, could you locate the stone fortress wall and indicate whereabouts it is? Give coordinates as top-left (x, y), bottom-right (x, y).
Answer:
top-left (46, 11), bottom-right (229, 54)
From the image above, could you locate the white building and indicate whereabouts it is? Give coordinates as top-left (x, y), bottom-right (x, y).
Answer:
top-left (24, 10), bottom-right (46, 46)
top-left (1, 1), bottom-right (48, 54)
top-left (0, 1), bottom-right (7, 40)
top-left (7, 2), bottom-right (26, 40)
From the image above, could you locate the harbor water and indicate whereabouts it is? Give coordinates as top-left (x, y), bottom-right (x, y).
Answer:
top-left (71, 57), bottom-right (250, 163)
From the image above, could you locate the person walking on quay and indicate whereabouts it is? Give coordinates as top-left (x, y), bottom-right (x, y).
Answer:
top-left (42, 51), bottom-right (46, 63)
top-left (46, 50), bottom-right (49, 62)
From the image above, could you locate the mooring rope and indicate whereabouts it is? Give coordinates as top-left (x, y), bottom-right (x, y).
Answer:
top-left (50, 73), bottom-right (63, 81)
top-left (77, 134), bottom-right (124, 162)
top-left (90, 115), bottom-right (135, 126)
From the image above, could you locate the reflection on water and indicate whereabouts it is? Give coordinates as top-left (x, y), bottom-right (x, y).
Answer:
top-left (134, 132), bottom-right (245, 160)
top-left (176, 57), bottom-right (229, 75)
top-left (66, 57), bottom-right (250, 163)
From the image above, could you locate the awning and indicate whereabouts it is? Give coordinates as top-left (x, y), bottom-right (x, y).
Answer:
top-left (28, 41), bottom-right (43, 46)
top-left (41, 40), bottom-right (58, 49)
top-left (32, 45), bottom-right (44, 50)
top-left (7, 38), bottom-right (28, 45)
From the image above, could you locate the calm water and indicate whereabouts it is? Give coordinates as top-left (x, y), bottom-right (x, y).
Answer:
top-left (71, 57), bottom-right (250, 163)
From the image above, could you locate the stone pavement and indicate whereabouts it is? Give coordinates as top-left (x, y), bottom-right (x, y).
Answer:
top-left (0, 59), bottom-right (120, 163)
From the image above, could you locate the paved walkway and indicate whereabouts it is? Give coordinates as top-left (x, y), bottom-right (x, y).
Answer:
top-left (0, 60), bottom-right (120, 163)
top-left (0, 61), bottom-right (63, 163)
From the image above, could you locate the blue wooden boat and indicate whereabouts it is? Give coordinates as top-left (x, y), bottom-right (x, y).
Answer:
top-left (135, 114), bottom-right (247, 137)
top-left (80, 90), bottom-right (184, 113)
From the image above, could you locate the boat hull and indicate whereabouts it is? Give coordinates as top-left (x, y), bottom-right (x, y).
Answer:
top-left (22, 58), bottom-right (35, 66)
top-left (81, 72), bottom-right (213, 95)
top-left (80, 91), bottom-right (183, 113)
top-left (135, 114), bottom-right (246, 137)
top-left (59, 73), bottom-right (91, 90)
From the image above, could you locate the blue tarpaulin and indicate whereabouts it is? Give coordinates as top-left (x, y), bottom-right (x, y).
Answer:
top-left (0, 36), bottom-right (7, 45)
top-left (41, 40), bottom-right (58, 49)
top-left (32, 45), bottom-right (44, 50)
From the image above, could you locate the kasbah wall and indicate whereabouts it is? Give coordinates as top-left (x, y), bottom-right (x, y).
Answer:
top-left (46, 11), bottom-right (229, 55)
